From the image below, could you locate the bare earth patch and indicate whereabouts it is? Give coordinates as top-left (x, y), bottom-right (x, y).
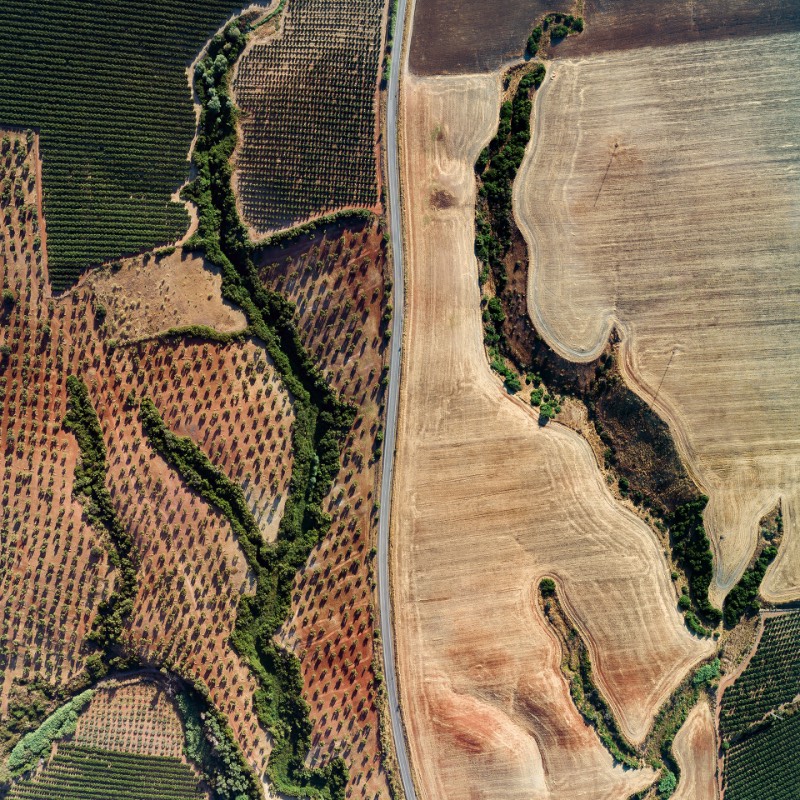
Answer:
top-left (393, 73), bottom-right (711, 800)
top-left (514, 32), bottom-right (800, 605)
top-left (89, 248), bottom-right (246, 342)
top-left (672, 699), bottom-right (718, 800)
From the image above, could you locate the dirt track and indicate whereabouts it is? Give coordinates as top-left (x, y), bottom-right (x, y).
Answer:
top-left (392, 72), bottom-right (711, 800)
top-left (515, 32), bottom-right (800, 605)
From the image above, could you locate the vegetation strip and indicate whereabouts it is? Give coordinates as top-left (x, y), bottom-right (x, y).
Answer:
top-left (474, 53), bottom-right (722, 636)
top-left (146, 17), bottom-right (358, 799)
top-left (63, 376), bottom-right (138, 661)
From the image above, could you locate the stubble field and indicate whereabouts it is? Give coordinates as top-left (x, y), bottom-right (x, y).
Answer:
top-left (671, 698), bottom-right (717, 800)
top-left (392, 73), bottom-right (712, 800)
top-left (514, 32), bottom-right (800, 606)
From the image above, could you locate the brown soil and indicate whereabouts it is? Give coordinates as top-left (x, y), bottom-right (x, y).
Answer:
top-left (409, 0), bottom-right (572, 75)
top-left (89, 249), bottom-right (246, 342)
top-left (409, 0), bottom-right (800, 75)
top-left (255, 217), bottom-right (393, 800)
top-left (555, 0), bottom-right (800, 58)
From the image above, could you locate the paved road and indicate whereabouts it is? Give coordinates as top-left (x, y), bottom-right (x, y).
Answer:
top-left (378, 0), bottom-right (418, 798)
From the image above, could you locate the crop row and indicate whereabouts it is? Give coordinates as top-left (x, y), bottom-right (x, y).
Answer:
top-left (232, 0), bottom-right (383, 233)
top-left (8, 744), bottom-right (204, 799)
top-left (724, 711), bottom-right (800, 800)
top-left (0, 0), bottom-right (243, 291)
top-left (720, 612), bottom-right (800, 738)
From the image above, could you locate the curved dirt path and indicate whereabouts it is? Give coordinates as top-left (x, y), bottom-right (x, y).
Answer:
top-left (391, 70), bottom-right (711, 800)
top-left (514, 34), bottom-right (800, 605)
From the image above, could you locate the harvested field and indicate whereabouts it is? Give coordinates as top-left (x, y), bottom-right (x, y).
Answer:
top-left (232, 0), bottom-right (384, 236)
top-left (515, 32), bottom-right (800, 605)
top-left (393, 73), bottom-right (711, 800)
top-left (672, 699), bottom-right (717, 800)
top-left (89, 250), bottom-right (246, 342)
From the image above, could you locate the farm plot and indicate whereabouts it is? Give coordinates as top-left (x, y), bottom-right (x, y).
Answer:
top-left (232, 0), bottom-right (384, 236)
top-left (7, 744), bottom-right (206, 800)
top-left (515, 32), bottom-right (800, 604)
top-left (393, 73), bottom-right (710, 800)
top-left (256, 217), bottom-right (393, 800)
top-left (720, 611), bottom-right (800, 741)
top-left (0, 0), bottom-right (243, 291)
top-left (73, 678), bottom-right (186, 760)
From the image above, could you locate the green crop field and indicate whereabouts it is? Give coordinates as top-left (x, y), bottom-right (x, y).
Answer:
top-left (7, 744), bottom-right (205, 800)
top-left (720, 612), bottom-right (800, 740)
top-left (233, 0), bottom-right (383, 234)
top-left (724, 711), bottom-right (800, 800)
top-left (0, 0), bottom-right (240, 292)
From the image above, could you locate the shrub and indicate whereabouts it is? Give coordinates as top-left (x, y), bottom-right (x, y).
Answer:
top-left (693, 658), bottom-right (720, 686)
top-left (7, 690), bottom-right (94, 774)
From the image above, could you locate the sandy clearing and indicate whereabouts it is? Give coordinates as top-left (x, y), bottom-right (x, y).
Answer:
top-left (515, 32), bottom-right (800, 605)
top-left (89, 248), bottom-right (247, 341)
top-left (393, 72), bottom-right (711, 800)
top-left (672, 699), bottom-right (718, 800)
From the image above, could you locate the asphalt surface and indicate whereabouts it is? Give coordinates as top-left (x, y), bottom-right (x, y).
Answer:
top-left (377, 0), bottom-right (418, 797)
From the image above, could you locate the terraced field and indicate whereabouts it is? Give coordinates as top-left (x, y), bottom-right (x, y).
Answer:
top-left (515, 31), bottom-right (800, 605)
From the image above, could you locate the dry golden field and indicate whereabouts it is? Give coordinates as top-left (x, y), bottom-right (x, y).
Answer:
top-left (89, 250), bottom-right (246, 342)
top-left (515, 32), bottom-right (800, 605)
top-left (393, 73), bottom-right (712, 800)
top-left (672, 699), bottom-right (717, 800)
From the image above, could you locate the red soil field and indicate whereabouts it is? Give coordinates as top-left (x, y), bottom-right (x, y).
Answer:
top-left (1, 131), bottom-right (394, 798)
top-left (0, 129), bottom-right (286, 780)
top-left (256, 217), bottom-right (394, 800)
